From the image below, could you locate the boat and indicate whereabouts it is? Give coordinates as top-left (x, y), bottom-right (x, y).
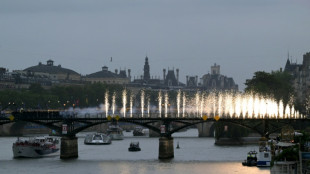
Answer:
top-left (128, 142), bottom-right (141, 152)
top-left (256, 141), bottom-right (272, 167)
top-left (12, 136), bottom-right (60, 158)
top-left (84, 133), bottom-right (112, 145)
top-left (271, 141), bottom-right (300, 173)
top-left (133, 127), bottom-right (145, 136)
top-left (107, 125), bottom-right (124, 140)
top-left (242, 150), bottom-right (257, 166)
top-left (133, 127), bottom-right (149, 136)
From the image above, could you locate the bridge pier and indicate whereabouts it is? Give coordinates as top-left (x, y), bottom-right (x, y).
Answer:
top-left (60, 136), bottom-right (78, 159)
top-left (197, 122), bottom-right (213, 137)
top-left (158, 136), bottom-right (174, 159)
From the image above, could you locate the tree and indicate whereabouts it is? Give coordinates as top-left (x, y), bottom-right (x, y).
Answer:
top-left (29, 83), bottom-right (45, 94)
top-left (244, 71), bottom-right (294, 105)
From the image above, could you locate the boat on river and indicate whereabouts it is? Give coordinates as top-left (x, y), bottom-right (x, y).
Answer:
top-left (107, 125), bottom-right (124, 140)
top-left (128, 142), bottom-right (141, 152)
top-left (133, 127), bottom-right (148, 136)
top-left (12, 136), bottom-right (60, 158)
top-left (242, 150), bottom-right (257, 166)
top-left (84, 133), bottom-right (112, 145)
top-left (256, 141), bottom-right (272, 167)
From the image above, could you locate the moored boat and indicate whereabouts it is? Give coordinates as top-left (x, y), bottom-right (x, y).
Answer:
top-left (256, 141), bottom-right (272, 167)
top-left (12, 136), bottom-right (60, 158)
top-left (84, 133), bottom-right (112, 145)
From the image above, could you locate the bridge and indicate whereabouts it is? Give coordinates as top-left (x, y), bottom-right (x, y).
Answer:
top-left (0, 110), bottom-right (306, 159)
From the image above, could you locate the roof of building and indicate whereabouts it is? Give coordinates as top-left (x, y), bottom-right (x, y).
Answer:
top-left (86, 67), bottom-right (127, 79)
top-left (24, 61), bottom-right (80, 75)
top-left (284, 59), bottom-right (302, 73)
top-left (165, 70), bottom-right (178, 86)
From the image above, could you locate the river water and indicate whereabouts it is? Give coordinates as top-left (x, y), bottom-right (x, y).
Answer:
top-left (0, 129), bottom-right (270, 174)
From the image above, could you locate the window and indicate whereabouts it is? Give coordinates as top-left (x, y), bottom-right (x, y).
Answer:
top-left (264, 153), bottom-right (269, 158)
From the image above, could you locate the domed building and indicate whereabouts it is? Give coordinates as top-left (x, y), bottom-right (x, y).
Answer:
top-left (24, 60), bottom-right (81, 82)
top-left (84, 66), bottom-right (131, 85)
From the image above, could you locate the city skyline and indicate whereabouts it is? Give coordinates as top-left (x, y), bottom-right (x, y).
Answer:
top-left (1, 0), bottom-right (310, 90)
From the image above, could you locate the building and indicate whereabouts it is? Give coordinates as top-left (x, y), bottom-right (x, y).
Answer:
top-left (24, 60), bottom-right (81, 82)
top-left (186, 76), bottom-right (198, 88)
top-left (0, 59), bottom-right (82, 89)
top-left (284, 52), bottom-right (310, 102)
top-left (186, 63), bottom-right (238, 91)
top-left (200, 63), bottom-right (238, 91)
top-left (84, 66), bottom-right (131, 85)
top-left (131, 56), bottom-right (184, 89)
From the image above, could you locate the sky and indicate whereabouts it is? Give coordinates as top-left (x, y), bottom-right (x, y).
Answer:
top-left (1, 0), bottom-right (310, 91)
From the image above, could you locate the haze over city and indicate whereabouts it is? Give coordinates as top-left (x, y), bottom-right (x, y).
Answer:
top-left (1, 0), bottom-right (310, 90)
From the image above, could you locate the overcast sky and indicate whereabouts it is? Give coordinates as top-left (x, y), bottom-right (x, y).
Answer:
top-left (1, 0), bottom-right (310, 90)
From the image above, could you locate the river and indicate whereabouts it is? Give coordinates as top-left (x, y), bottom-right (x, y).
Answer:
top-left (0, 129), bottom-right (270, 174)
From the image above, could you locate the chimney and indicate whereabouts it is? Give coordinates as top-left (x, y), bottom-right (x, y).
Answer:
top-left (176, 68), bottom-right (179, 86)
top-left (195, 76), bottom-right (198, 86)
top-left (163, 69), bottom-right (166, 81)
top-left (115, 69), bottom-right (118, 74)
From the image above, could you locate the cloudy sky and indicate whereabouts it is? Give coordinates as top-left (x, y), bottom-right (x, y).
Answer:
top-left (1, 0), bottom-right (310, 90)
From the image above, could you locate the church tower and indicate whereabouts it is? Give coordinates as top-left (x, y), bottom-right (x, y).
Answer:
top-left (143, 56), bottom-right (150, 82)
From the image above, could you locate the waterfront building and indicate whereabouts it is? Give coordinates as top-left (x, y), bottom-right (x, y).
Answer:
top-left (284, 52), bottom-right (310, 103)
top-left (186, 76), bottom-right (198, 88)
top-left (186, 63), bottom-right (238, 91)
top-left (24, 60), bottom-right (81, 82)
top-left (0, 60), bottom-right (84, 89)
top-left (84, 66), bottom-right (131, 85)
top-left (131, 56), bottom-right (184, 89)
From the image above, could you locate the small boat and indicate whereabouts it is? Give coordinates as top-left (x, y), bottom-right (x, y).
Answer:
top-left (128, 142), bottom-right (141, 152)
top-left (256, 141), bottom-right (271, 167)
top-left (84, 133), bottom-right (112, 145)
top-left (107, 125), bottom-right (124, 140)
top-left (133, 127), bottom-right (145, 136)
top-left (242, 150), bottom-right (257, 166)
top-left (12, 136), bottom-right (60, 158)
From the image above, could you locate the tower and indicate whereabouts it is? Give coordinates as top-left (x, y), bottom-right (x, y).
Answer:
top-left (211, 63), bottom-right (220, 75)
top-left (163, 69), bottom-right (166, 81)
top-left (143, 56), bottom-right (150, 82)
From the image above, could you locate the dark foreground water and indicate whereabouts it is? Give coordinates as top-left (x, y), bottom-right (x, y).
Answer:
top-left (0, 129), bottom-right (270, 174)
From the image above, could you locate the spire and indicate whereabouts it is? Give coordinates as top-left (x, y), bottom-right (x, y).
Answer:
top-left (143, 56), bottom-right (150, 82)
top-left (284, 52), bottom-right (291, 72)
